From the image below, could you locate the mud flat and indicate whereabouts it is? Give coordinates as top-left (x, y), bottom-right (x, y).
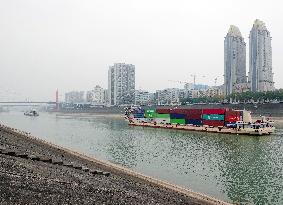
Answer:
top-left (0, 124), bottom-right (230, 205)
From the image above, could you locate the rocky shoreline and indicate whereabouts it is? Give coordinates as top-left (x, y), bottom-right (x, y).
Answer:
top-left (0, 124), bottom-right (230, 205)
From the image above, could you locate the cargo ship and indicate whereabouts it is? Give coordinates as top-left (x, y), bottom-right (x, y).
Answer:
top-left (125, 107), bottom-right (275, 136)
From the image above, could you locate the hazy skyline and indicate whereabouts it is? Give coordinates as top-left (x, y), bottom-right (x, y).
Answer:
top-left (0, 0), bottom-right (282, 101)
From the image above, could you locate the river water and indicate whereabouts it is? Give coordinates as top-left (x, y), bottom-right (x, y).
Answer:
top-left (0, 111), bottom-right (282, 204)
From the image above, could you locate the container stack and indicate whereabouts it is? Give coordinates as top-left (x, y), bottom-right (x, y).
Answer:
top-left (128, 107), bottom-right (273, 135)
top-left (185, 109), bottom-right (203, 126)
top-left (169, 109), bottom-right (186, 125)
top-left (154, 108), bottom-right (171, 124)
top-left (132, 109), bottom-right (145, 119)
top-left (201, 108), bottom-right (226, 127)
top-left (130, 108), bottom-right (146, 123)
top-left (224, 110), bottom-right (241, 127)
top-left (154, 113), bottom-right (170, 124)
top-left (137, 107), bottom-right (250, 128)
top-left (144, 110), bottom-right (156, 118)
top-left (156, 108), bottom-right (171, 114)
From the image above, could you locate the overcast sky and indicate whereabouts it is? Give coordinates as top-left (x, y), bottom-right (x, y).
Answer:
top-left (0, 0), bottom-right (282, 101)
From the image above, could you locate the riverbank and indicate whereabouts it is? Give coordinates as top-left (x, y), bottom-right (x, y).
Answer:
top-left (0, 124), bottom-right (230, 205)
top-left (52, 103), bottom-right (283, 116)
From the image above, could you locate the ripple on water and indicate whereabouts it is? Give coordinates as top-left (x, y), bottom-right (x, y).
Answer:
top-left (0, 112), bottom-right (283, 204)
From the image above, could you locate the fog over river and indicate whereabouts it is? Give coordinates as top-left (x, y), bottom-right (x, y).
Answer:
top-left (0, 111), bottom-right (282, 204)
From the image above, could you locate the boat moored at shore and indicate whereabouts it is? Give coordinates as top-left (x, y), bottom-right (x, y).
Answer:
top-left (24, 109), bottom-right (39, 116)
top-left (125, 107), bottom-right (275, 136)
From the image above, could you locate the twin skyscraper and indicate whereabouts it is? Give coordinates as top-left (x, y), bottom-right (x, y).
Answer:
top-left (224, 19), bottom-right (274, 96)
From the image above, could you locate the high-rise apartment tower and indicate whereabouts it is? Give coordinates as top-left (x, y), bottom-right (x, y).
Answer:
top-left (224, 25), bottom-right (247, 96)
top-left (108, 63), bottom-right (135, 105)
top-left (249, 19), bottom-right (274, 92)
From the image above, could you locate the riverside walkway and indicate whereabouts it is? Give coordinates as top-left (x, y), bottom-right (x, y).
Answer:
top-left (0, 124), bottom-right (230, 205)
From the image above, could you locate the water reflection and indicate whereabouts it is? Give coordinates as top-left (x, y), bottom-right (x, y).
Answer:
top-left (107, 131), bottom-right (139, 167)
top-left (216, 136), bottom-right (283, 204)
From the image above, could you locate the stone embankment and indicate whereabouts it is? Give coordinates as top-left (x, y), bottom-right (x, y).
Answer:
top-left (0, 124), bottom-right (231, 205)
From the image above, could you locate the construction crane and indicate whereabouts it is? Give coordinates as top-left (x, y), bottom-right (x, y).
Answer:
top-left (190, 74), bottom-right (206, 88)
top-left (169, 74), bottom-right (206, 89)
top-left (170, 74), bottom-right (221, 89)
top-left (168, 80), bottom-right (189, 84)
top-left (214, 76), bottom-right (219, 86)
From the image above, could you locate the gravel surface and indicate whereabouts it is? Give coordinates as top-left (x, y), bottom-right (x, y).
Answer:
top-left (0, 126), bottom-right (220, 205)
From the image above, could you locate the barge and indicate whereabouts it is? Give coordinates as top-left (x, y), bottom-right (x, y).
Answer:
top-left (125, 107), bottom-right (275, 136)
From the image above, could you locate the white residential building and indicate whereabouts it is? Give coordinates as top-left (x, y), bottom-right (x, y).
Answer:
top-left (156, 88), bottom-right (180, 105)
top-left (187, 90), bottom-right (200, 99)
top-left (86, 90), bottom-right (95, 103)
top-left (108, 63), bottom-right (135, 106)
top-left (198, 86), bottom-right (224, 98)
top-left (86, 85), bottom-right (106, 105)
top-left (93, 85), bottom-right (105, 105)
top-left (135, 90), bottom-right (151, 105)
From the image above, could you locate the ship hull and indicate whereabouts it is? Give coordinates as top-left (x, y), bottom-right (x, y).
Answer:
top-left (128, 122), bottom-right (272, 136)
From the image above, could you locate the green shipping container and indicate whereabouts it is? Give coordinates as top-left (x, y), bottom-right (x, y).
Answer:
top-left (155, 113), bottom-right (170, 118)
top-left (202, 114), bottom-right (224, 121)
top-left (170, 118), bottom-right (186, 125)
top-left (145, 114), bottom-right (155, 118)
top-left (144, 110), bottom-right (155, 118)
top-left (145, 110), bottom-right (155, 113)
top-left (144, 110), bottom-right (156, 118)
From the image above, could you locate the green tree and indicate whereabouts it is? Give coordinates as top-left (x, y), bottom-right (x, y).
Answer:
top-left (226, 89), bottom-right (283, 102)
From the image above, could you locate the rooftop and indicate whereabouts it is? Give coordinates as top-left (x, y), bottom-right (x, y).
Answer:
top-left (253, 19), bottom-right (267, 30)
top-left (227, 25), bottom-right (242, 37)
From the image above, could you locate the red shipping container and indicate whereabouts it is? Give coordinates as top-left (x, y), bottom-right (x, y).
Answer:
top-left (156, 108), bottom-right (171, 114)
top-left (225, 110), bottom-right (240, 122)
top-left (202, 108), bottom-right (228, 115)
top-left (185, 113), bottom-right (202, 119)
top-left (225, 110), bottom-right (240, 116)
top-left (170, 108), bottom-right (187, 114)
top-left (225, 116), bottom-right (240, 122)
top-left (202, 120), bottom-right (224, 127)
top-left (185, 109), bottom-right (202, 114)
